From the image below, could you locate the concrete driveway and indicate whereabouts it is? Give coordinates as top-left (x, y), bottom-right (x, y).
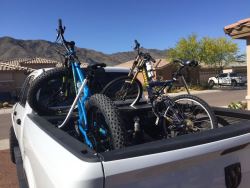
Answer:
top-left (0, 108), bottom-right (18, 188)
top-left (194, 88), bottom-right (247, 107)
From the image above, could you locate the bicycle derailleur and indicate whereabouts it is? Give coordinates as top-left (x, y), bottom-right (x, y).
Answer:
top-left (152, 96), bottom-right (198, 136)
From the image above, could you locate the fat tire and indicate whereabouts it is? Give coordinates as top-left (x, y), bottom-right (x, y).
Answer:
top-left (172, 94), bottom-right (218, 129)
top-left (9, 126), bottom-right (18, 164)
top-left (85, 94), bottom-right (126, 151)
top-left (101, 76), bottom-right (143, 106)
top-left (27, 67), bottom-right (68, 115)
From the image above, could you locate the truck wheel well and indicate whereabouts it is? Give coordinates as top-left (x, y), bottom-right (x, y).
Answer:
top-left (231, 79), bottom-right (237, 87)
top-left (9, 126), bottom-right (19, 164)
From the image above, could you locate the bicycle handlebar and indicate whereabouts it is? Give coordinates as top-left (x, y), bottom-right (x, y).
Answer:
top-left (133, 40), bottom-right (156, 63)
top-left (56, 19), bottom-right (77, 55)
top-left (134, 40), bottom-right (140, 50)
top-left (57, 19), bottom-right (65, 40)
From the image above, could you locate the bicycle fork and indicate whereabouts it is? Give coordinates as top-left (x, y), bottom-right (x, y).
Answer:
top-left (57, 79), bottom-right (93, 148)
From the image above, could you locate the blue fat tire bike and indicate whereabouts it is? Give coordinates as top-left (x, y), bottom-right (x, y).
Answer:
top-left (27, 19), bottom-right (126, 152)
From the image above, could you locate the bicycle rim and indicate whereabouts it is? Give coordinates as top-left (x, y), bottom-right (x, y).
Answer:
top-left (173, 98), bottom-right (214, 131)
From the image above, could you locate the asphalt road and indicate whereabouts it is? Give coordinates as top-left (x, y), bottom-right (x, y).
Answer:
top-left (0, 113), bottom-right (11, 140)
top-left (194, 88), bottom-right (247, 107)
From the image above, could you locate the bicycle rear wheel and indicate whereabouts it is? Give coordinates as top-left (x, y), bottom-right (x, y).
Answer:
top-left (27, 68), bottom-right (74, 115)
top-left (171, 94), bottom-right (218, 133)
top-left (101, 76), bottom-right (143, 106)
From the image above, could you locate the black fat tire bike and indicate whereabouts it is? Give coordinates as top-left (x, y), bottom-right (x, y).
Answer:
top-left (102, 40), bottom-right (218, 136)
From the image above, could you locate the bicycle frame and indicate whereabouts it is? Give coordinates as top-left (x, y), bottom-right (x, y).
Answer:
top-left (128, 58), bottom-right (174, 101)
top-left (58, 52), bottom-right (93, 148)
top-left (128, 56), bottom-right (191, 102)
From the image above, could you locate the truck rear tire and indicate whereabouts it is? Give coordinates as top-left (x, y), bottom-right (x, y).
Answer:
top-left (231, 80), bottom-right (237, 87)
top-left (85, 94), bottom-right (126, 152)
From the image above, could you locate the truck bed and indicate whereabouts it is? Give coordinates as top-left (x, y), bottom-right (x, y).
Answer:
top-left (28, 104), bottom-right (250, 161)
top-left (19, 104), bottom-right (250, 188)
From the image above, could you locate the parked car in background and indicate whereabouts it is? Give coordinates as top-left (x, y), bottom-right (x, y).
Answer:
top-left (208, 72), bottom-right (247, 88)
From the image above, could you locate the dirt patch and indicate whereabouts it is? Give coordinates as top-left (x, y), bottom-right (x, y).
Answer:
top-left (0, 150), bottom-right (18, 188)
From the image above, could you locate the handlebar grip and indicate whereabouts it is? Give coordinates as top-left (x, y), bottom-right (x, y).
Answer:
top-left (134, 40), bottom-right (140, 50)
top-left (58, 19), bottom-right (62, 29)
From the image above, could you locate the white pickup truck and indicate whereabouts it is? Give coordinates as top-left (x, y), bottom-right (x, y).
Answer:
top-left (10, 67), bottom-right (250, 188)
top-left (208, 72), bottom-right (247, 88)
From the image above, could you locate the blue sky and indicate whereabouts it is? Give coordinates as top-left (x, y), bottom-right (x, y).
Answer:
top-left (0, 0), bottom-right (250, 54)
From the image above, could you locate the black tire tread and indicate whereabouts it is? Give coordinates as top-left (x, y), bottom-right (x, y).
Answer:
top-left (101, 76), bottom-right (143, 105)
top-left (86, 94), bottom-right (126, 150)
top-left (27, 67), bottom-right (68, 115)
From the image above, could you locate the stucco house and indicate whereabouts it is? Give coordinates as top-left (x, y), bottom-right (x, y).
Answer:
top-left (0, 57), bottom-right (59, 101)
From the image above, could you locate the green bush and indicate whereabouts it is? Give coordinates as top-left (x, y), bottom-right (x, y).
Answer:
top-left (228, 101), bottom-right (247, 110)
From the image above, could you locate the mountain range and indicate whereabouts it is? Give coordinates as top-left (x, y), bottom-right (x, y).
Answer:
top-left (0, 37), bottom-right (168, 65)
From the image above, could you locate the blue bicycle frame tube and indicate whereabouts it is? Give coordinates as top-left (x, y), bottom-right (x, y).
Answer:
top-left (71, 62), bottom-right (93, 148)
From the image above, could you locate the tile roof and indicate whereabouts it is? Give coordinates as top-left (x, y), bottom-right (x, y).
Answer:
top-left (1, 57), bottom-right (59, 65)
top-left (224, 18), bottom-right (250, 39)
top-left (0, 57), bottom-right (60, 72)
top-left (0, 62), bottom-right (34, 72)
top-left (0, 57), bottom-right (90, 72)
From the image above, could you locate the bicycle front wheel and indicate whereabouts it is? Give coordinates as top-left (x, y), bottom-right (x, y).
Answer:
top-left (101, 76), bottom-right (143, 106)
top-left (172, 94), bottom-right (218, 132)
top-left (85, 94), bottom-right (126, 152)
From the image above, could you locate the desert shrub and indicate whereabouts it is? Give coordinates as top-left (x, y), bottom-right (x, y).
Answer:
top-left (228, 101), bottom-right (247, 110)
